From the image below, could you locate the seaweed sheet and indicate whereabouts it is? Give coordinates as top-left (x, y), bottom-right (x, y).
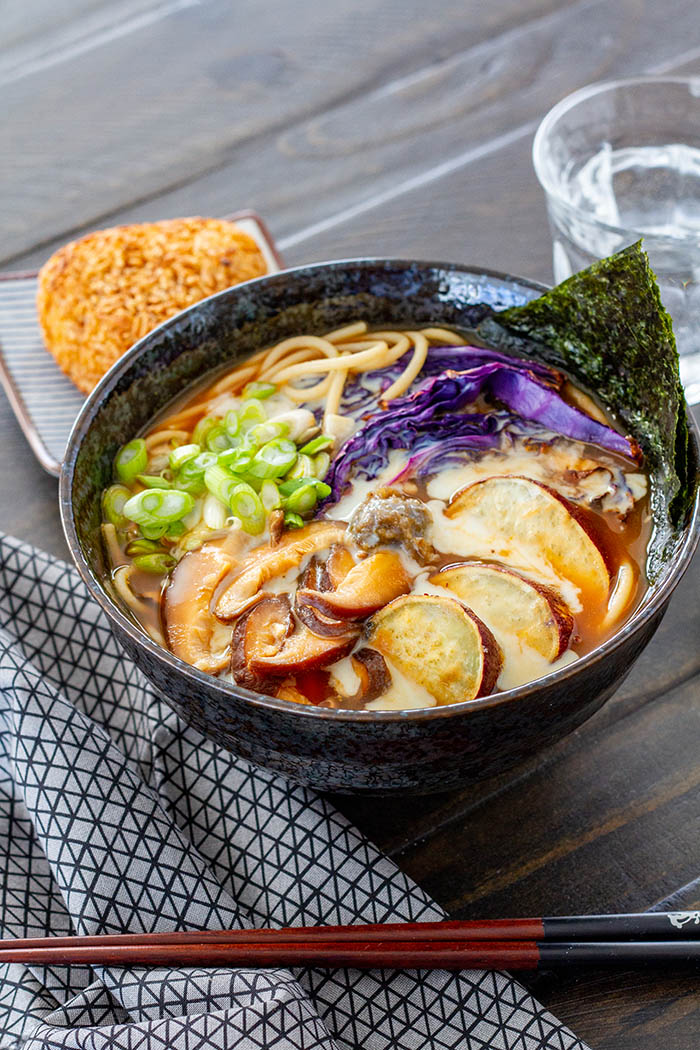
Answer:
top-left (477, 242), bottom-right (696, 579)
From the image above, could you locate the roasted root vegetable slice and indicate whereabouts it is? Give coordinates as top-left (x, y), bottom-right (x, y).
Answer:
top-left (215, 521), bottom-right (346, 620)
top-left (230, 594), bottom-right (293, 690)
top-left (248, 623), bottom-right (358, 676)
top-left (164, 545), bottom-right (234, 673)
top-left (366, 594), bottom-right (502, 705)
top-left (432, 562), bottom-right (573, 661)
top-left (446, 475), bottom-right (611, 602)
top-left (297, 550), bottom-right (411, 621)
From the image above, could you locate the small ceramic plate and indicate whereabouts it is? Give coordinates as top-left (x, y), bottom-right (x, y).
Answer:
top-left (0, 211), bottom-right (283, 477)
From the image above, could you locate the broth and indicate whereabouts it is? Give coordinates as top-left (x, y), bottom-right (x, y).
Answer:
top-left (100, 323), bottom-right (651, 711)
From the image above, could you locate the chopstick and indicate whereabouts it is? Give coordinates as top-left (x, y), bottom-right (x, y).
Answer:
top-left (3, 913), bottom-right (700, 971)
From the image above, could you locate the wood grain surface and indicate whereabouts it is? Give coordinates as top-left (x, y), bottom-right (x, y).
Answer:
top-left (3, 1), bottom-right (700, 1046)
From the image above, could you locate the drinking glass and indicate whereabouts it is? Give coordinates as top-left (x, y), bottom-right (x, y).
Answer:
top-left (533, 76), bottom-right (700, 403)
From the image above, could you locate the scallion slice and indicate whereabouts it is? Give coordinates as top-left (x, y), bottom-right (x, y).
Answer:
top-left (248, 438), bottom-right (298, 479)
top-left (123, 488), bottom-right (195, 525)
top-left (313, 451), bottom-right (331, 479)
top-left (206, 424), bottom-right (234, 452)
top-left (115, 439), bottom-right (147, 484)
top-left (260, 479), bottom-right (281, 511)
top-left (132, 552), bottom-right (176, 574)
top-left (243, 381), bottom-right (277, 399)
top-left (284, 482), bottom-right (318, 514)
top-left (192, 416), bottom-right (218, 446)
top-left (283, 511), bottom-right (304, 530)
top-left (204, 464), bottom-right (238, 507)
top-left (238, 400), bottom-right (267, 431)
top-left (299, 434), bottom-right (333, 455)
top-left (229, 483), bottom-right (266, 535)
top-left (136, 474), bottom-right (172, 489)
top-left (169, 443), bottom-right (201, 471)
top-left (102, 484), bottom-right (132, 526)
top-left (285, 453), bottom-right (315, 480)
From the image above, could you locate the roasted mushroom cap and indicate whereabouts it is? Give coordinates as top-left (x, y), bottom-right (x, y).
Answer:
top-left (163, 545), bottom-right (235, 673)
top-left (248, 624), bottom-right (358, 676)
top-left (230, 594), bottom-right (293, 691)
top-left (348, 487), bottom-right (436, 563)
top-left (215, 521), bottom-right (347, 621)
top-left (296, 549), bottom-right (412, 620)
top-left (294, 559), bottom-right (353, 637)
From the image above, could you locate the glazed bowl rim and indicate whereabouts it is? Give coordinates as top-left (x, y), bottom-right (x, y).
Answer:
top-left (59, 256), bottom-right (700, 724)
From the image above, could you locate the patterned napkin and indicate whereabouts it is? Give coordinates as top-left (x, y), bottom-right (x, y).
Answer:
top-left (0, 534), bottom-right (588, 1050)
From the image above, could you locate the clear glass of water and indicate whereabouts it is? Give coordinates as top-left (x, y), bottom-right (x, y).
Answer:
top-left (533, 76), bottom-right (700, 403)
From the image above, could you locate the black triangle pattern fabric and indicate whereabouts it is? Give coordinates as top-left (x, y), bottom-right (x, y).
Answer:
top-left (0, 534), bottom-right (589, 1050)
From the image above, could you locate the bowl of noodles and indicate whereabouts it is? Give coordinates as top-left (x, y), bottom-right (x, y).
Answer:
top-left (60, 252), bottom-right (700, 793)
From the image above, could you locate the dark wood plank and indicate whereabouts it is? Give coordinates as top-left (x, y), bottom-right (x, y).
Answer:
top-left (7, 1), bottom-right (700, 271)
top-left (0, 0), bottom-right (575, 266)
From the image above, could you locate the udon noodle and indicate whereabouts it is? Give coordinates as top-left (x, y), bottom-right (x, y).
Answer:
top-left (101, 322), bottom-right (650, 711)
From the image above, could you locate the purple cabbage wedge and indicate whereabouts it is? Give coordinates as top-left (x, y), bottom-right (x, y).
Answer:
top-left (323, 358), bottom-right (641, 503)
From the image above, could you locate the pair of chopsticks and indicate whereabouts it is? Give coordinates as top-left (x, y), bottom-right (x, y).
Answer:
top-left (3, 913), bottom-right (700, 970)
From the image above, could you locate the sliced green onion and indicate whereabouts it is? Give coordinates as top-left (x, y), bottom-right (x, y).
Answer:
top-left (137, 474), bottom-right (172, 489)
top-left (115, 439), bottom-right (147, 484)
top-left (229, 483), bottom-right (266, 535)
top-left (248, 439), bottom-right (298, 479)
top-left (204, 464), bottom-right (238, 506)
top-left (284, 482), bottom-right (318, 515)
top-left (243, 381), bottom-right (277, 400)
top-left (248, 420), bottom-right (290, 446)
top-left (313, 451), bottom-right (331, 479)
top-left (102, 484), bottom-right (132, 526)
top-left (260, 480), bottom-right (281, 511)
top-left (237, 400), bottom-right (267, 431)
top-left (140, 523), bottom-right (168, 540)
top-left (192, 416), bottom-right (218, 447)
top-left (218, 447), bottom-right (253, 473)
top-left (132, 552), bottom-right (176, 574)
top-left (126, 538), bottom-right (162, 555)
top-left (284, 511), bottom-right (304, 530)
top-left (206, 424), bottom-right (234, 453)
top-left (299, 434), bottom-right (333, 455)
top-left (123, 488), bottom-right (195, 525)
top-left (285, 453), bottom-right (315, 480)
top-left (203, 492), bottom-right (228, 530)
top-left (224, 409), bottom-right (241, 437)
top-left (166, 521), bottom-right (186, 538)
top-left (169, 443), bottom-right (200, 470)
top-left (278, 477), bottom-right (310, 497)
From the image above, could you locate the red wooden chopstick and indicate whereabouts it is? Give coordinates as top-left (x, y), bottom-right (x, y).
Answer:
top-left (2, 914), bottom-right (700, 970)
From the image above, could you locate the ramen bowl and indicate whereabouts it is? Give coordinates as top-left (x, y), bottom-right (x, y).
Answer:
top-left (60, 260), bottom-right (700, 794)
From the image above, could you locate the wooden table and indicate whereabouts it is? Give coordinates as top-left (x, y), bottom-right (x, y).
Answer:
top-left (2, 2), bottom-right (700, 1045)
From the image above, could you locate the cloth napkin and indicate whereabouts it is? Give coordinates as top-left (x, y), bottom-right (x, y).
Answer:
top-left (0, 534), bottom-right (588, 1050)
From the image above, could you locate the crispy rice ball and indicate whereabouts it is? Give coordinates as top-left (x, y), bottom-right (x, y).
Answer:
top-left (36, 217), bottom-right (268, 393)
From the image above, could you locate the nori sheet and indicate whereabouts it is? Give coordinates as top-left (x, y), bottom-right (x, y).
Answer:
top-left (476, 241), bottom-right (696, 579)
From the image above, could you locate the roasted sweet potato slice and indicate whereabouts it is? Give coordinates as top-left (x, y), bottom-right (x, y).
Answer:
top-left (366, 594), bottom-right (502, 705)
top-left (215, 521), bottom-right (346, 620)
top-left (432, 562), bottom-right (573, 661)
top-left (446, 475), bottom-right (610, 603)
top-left (164, 545), bottom-right (234, 673)
top-left (297, 550), bottom-right (412, 621)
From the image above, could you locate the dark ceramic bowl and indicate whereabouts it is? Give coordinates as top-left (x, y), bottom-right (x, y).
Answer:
top-left (60, 260), bottom-right (700, 794)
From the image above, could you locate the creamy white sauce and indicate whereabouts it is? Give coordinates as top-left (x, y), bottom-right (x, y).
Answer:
top-left (365, 658), bottom-right (437, 710)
